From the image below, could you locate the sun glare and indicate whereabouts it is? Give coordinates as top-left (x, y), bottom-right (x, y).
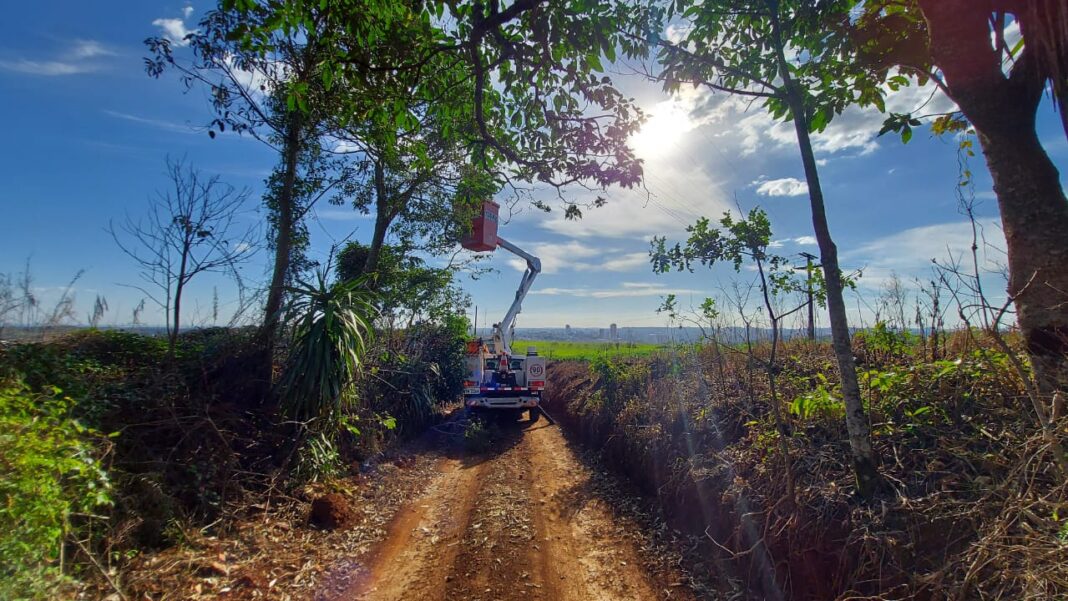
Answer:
top-left (630, 100), bottom-right (696, 160)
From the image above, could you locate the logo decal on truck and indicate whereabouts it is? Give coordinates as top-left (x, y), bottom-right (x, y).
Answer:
top-left (528, 364), bottom-right (544, 377)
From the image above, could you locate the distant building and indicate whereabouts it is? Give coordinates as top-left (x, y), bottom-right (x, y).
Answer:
top-left (598, 328), bottom-right (605, 340)
top-left (565, 324), bottom-right (572, 338)
top-left (609, 323), bottom-right (617, 340)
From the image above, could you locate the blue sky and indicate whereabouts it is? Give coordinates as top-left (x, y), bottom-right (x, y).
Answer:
top-left (1, 3), bottom-right (1066, 330)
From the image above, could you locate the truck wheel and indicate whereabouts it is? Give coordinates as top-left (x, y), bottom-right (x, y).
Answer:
top-left (528, 406), bottom-right (541, 423)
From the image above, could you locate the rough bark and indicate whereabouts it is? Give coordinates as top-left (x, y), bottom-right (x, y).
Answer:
top-left (921, 0), bottom-right (1068, 397)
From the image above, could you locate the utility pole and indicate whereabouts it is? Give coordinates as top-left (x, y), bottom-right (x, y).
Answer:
top-left (798, 252), bottom-right (819, 341)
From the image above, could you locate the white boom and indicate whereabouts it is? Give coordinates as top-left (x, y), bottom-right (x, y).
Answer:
top-left (492, 236), bottom-right (541, 354)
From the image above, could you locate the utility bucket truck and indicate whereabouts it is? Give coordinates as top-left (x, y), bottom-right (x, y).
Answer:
top-left (460, 200), bottom-right (548, 423)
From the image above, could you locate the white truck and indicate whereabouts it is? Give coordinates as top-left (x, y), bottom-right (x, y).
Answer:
top-left (460, 202), bottom-right (549, 423)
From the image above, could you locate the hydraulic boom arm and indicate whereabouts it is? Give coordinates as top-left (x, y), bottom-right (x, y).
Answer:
top-left (493, 236), bottom-right (541, 354)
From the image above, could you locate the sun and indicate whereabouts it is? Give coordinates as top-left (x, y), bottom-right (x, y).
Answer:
top-left (629, 100), bottom-right (696, 160)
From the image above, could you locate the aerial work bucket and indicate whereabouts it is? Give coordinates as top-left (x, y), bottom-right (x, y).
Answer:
top-left (460, 200), bottom-right (500, 252)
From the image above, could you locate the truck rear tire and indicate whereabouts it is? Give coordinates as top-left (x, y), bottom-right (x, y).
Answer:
top-left (528, 406), bottom-right (541, 423)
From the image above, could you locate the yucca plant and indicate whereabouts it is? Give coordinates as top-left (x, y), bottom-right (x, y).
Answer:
top-left (276, 271), bottom-right (376, 423)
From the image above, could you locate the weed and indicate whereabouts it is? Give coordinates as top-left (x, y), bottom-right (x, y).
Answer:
top-left (294, 432), bottom-right (343, 483)
top-left (0, 380), bottom-right (112, 599)
top-left (462, 419), bottom-right (495, 453)
top-left (788, 372), bottom-right (844, 420)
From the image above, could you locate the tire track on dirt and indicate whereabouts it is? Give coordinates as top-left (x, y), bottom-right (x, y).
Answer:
top-left (528, 424), bottom-right (692, 601)
top-left (325, 419), bottom-right (698, 601)
top-left (442, 431), bottom-right (547, 601)
top-left (339, 457), bottom-right (487, 601)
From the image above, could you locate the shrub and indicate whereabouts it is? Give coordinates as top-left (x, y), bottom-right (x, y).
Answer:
top-left (854, 321), bottom-right (916, 364)
top-left (276, 273), bottom-right (376, 423)
top-left (0, 380), bottom-right (112, 599)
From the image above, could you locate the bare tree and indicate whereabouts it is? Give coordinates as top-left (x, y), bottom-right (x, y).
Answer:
top-left (111, 159), bottom-right (259, 350)
top-left (0, 273), bottom-right (17, 339)
top-left (878, 272), bottom-right (910, 332)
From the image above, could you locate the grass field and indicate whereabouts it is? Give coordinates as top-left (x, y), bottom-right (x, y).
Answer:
top-left (513, 339), bottom-right (663, 360)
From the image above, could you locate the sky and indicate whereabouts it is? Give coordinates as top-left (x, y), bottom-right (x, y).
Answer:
top-left (1, 3), bottom-right (1066, 331)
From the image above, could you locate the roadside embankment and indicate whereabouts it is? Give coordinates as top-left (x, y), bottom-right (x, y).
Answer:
top-left (543, 341), bottom-right (1068, 601)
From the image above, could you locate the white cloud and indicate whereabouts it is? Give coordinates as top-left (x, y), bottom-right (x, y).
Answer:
top-left (532, 165), bottom-right (732, 240)
top-left (770, 235), bottom-right (818, 249)
top-left (532, 282), bottom-right (700, 299)
top-left (686, 71), bottom-right (957, 160)
top-left (0, 39), bottom-right (115, 76)
top-left (755, 177), bottom-right (808, 197)
top-left (332, 139), bottom-right (363, 154)
top-left (153, 16), bottom-right (195, 47)
top-left (103, 110), bottom-right (196, 133)
top-left (993, 21), bottom-right (1022, 76)
top-left (505, 240), bottom-right (601, 274)
top-left (590, 252), bottom-right (650, 272)
top-left (0, 59), bottom-right (90, 75)
top-left (182, 5), bottom-right (195, 19)
top-left (221, 53), bottom-right (277, 94)
top-left (70, 40), bottom-right (114, 59)
top-left (847, 220), bottom-right (1007, 290)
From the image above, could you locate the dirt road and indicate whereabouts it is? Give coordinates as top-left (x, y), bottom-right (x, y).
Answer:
top-left (317, 418), bottom-right (697, 601)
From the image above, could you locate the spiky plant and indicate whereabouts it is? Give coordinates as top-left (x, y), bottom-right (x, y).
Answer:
top-left (276, 271), bottom-right (376, 423)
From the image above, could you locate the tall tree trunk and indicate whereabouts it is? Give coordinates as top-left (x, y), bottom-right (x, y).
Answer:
top-left (920, 0), bottom-right (1068, 398)
top-left (362, 160), bottom-right (392, 279)
top-left (790, 95), bottom-right (882, 498)
top-left (975, 106), bottom-right (1068, 395)
top-left (261, 112), bottom-right (304, 351)
top-left (171, 279), bottom-right (183, 352)
top-left (170, 243), bottom-right (190, 354)
top-left (768, 2), bottom-right (882, 499)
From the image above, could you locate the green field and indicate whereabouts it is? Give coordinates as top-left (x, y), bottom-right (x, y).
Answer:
top-left (513, 339), bottom-right (663, 360)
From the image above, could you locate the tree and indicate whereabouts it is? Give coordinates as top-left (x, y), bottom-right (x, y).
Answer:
top-left (653, 207), bottom-right (818, 505)
top-left (856, 0), bottom-right (1068, 403)
top-left (146, 8), bottom-right (341, 353)
top-left (111, 159), bottom-right (258, 351)
top-left (328, 84), bottom-right (497, 277)
top-left (220, 0), bottom-right (646, 200)
top-left (648, 0), bottom-right (887, 498)
top-left (337, 242), bottom-right (468, 327)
